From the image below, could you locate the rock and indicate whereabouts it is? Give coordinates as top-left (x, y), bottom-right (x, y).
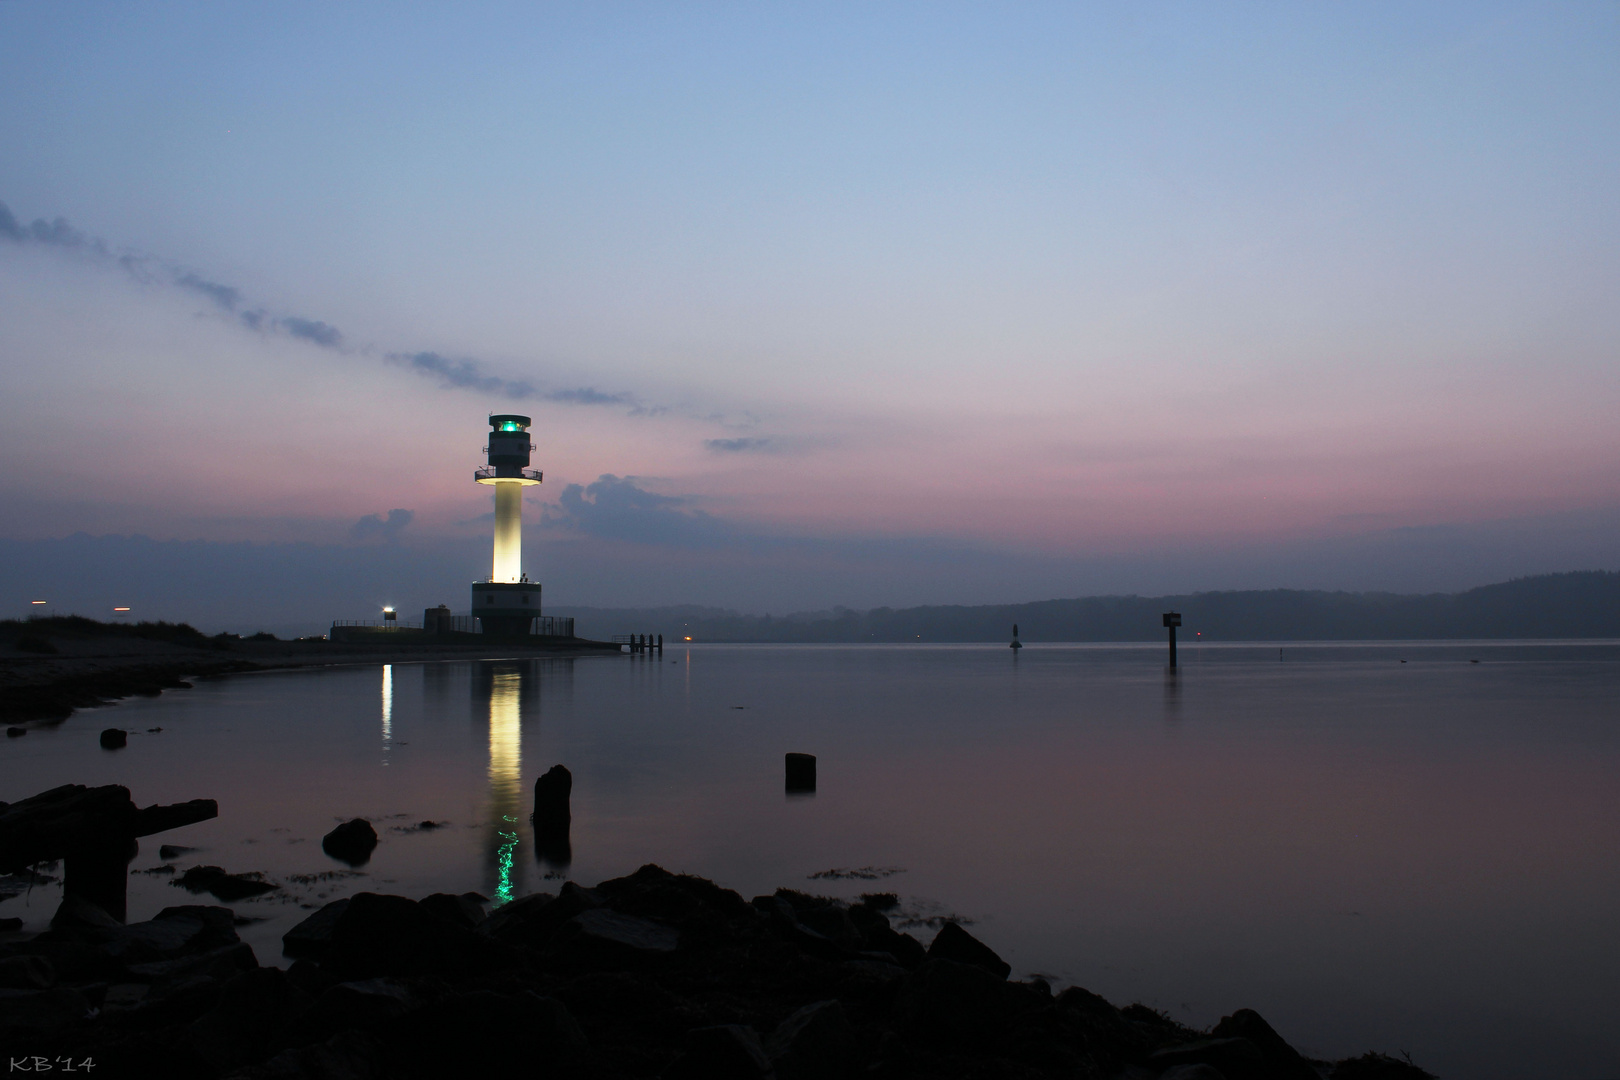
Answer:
top-left (159, 844), bottom-right (197, 859)
top-left (95, 905), bottom-right (241, 965)
top-left (766, 999), bottom-right (859, 1080)
top-left (322, 819), bottom-right (378, 866)
top-left (1212, 1008), bottom-right (1320, 1079)
top-left (925, 921), bottom-right (1010, 979)
top-left (418, 891), bottom-right (486, 930)
top-left (228, 1029), bottom-right (384, 1080)
top-left (99, 728), bottom-right (128, 749)
top-left (478, 889), bottom-right (565, 945)
top-left (1162, 1067), bottom-right (1229, 1080)
top-left (0, 954), bottom-right (55, 989)
top-left (847, 901), bottom-right (926, 968)
top-left (6, 727), bottom-right (25, 737)
top-left (1329, 1053), bottom-right (1438, 1079)
top-left (666, 1024), bottom-right (774, 1079)
top-left (382, 990), bottom-right (585, 1075)
top-left (1150, 1037), bottom-right (1267, 1077)
top-left (283, 897), bottom-right (351, 959)
top-left (126, 941), bottom-right (258, 982)
top-left (306, 977), bottom-right (425, 1035)
top-left (785, 752), bottom-right (816, 793)
top-left (117, 972), bottom-right (223, 1029)
top-left (321, 892), bottom-right (513, 979)
top-left (546, 907), bottom-right (680, 970)
top-left (894, 958), bottom-right (1014, 1045)
top-left (174, 864), bottom-right (279, 901)
top-left (50, 893), bottom-right (122, 931)
top-left (188, 966), bottom-right (312, 1069)
top-left (593, 864), bottom-right (755, 944)
top-left (0, 917), bottom-right (21, 932)
top-left (0, 986), bottom-right (95, 1040)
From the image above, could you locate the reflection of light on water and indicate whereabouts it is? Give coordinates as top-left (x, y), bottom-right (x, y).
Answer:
top-left (488, 668), bottom-right (522, 903)
top-left (494, 818), bottom-right (519, 905)
top-left (380, 664), bottom-right (392, 764)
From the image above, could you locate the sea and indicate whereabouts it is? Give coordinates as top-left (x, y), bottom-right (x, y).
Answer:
top-left (4, 642), bottom-right (1619, 1079)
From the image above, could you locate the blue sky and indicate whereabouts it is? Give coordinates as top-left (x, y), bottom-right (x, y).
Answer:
top-left (2, 2), bottom-right (1617, 618)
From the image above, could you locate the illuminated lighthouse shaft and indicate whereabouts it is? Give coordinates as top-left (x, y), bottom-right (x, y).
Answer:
top-left (492, 481), bottom-right (523, 583)
top-left (471, 414), bottom-right (543, 636)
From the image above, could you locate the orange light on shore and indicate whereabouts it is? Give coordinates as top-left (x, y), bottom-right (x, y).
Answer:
top-left (684, 636), bottom-right (692, 641)
top-left (114, 607), bottom-right (131, 612)
top-left (31, 600), bottom-right (46, 605)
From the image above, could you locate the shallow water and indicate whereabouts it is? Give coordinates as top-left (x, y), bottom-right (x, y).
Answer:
top-left (4, 642), bottom-right (1619, 1078)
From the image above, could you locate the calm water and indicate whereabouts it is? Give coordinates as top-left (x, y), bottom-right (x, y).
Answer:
top-left (4, 643), bottom-right (1619, 1078)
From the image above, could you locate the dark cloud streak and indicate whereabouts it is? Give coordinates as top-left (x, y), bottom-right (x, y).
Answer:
top-left (1, 197), bottom-right (641, 410)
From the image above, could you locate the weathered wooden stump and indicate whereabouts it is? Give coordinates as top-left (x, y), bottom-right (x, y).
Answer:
top-left (0, 784), bottom-right (217, 922)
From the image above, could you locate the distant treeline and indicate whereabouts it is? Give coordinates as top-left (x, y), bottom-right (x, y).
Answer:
top-left (558, 570), bottom-right (1620, 642)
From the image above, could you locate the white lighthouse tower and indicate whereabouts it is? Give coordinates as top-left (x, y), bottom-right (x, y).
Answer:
top-left (471, 414), bottom-right (543, 636)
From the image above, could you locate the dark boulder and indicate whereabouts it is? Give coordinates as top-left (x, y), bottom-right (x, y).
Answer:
top-left (187, 966), bottom-right (312, 1069)
top-left (925, 921), bottom-right (1010, 979)
top-left (1329, 1053), bottom-right (1438, 1079)
top-left (666, 1024), bottom-right (773, 1079)
top-left (0, 986), bottom-right (96, 1041)
top-left (546, 907), bottom-right (680, 970)
top-left (283, 896), bottom-right (350, 960)
top-left (766, 999), bottom-right (859, 1080)
top-left (847, 900), bottom-right (926, 968)
top-left (381, 990), bottom-right (585, 1077)
top-left (1150, 1037), bottom-right (1267, 1078)
top-left (418, 891), bottom-right (486, 930)
top-left (1212, 1008), bottom-right (1320, 1079)
top-left (6, 727), bottom-right (25, 737)
top-left (305, 976), bottom-right (427, 1036)
top-left (1162, 1066), bottom-right (1230, 1080)
top-left (0, 954), bottom-right (55, 990)
top-left (322, 819), bottom-right (378, 866)
top-left (230, 1029), bottom-right (384, 1080)
top-left (478, 888), bottom-right (567, 946)
top-left (99, 728), bottom-right (127, 749)
top-left (321, 892), bottom-right (497, 979)
top-left (114, 972), bottom-right (224, 1030)
top-left (894, 958), bottom-right (1014, 1046)
top-left (174, 864), bottom-right (278, 901)
top-left (125, 941), bottom-right (258, 982)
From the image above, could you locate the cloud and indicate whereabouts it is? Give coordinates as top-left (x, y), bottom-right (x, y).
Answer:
top-left (542, 475), bottom-right (734, 547)
top-left (280, 317), bottom-right (343, 348)
top-left (705, 436), bottom-right (773, 453)
top-left (0, 201), bottom-right (95, 249)
top-left (2, 198), bottom-right (645, 408)
top-left (388, 351), bottom-right (633, 406)
top-left (351, 508), bottom-right (414, 540)
top-left (174, 272), bottom-right (241, 311)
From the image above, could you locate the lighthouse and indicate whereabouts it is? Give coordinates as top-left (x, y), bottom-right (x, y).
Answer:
top-left (471, 414), bottom-right (543, 636)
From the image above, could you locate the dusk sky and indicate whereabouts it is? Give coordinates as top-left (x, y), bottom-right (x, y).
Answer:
top-left (3, 2), bottom-right (1618, 621)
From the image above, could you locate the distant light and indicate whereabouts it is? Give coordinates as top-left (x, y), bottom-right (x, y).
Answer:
top-left (383, 607), bottom-right (394, 613)
top-left (499, 421), bottom-right (521, 432)
top-left (113, 607), bottom-right (130, 612)
top-left (31, 600), bottom-right (46, 605)
top-left (684, 636), bottom-right (692, 641)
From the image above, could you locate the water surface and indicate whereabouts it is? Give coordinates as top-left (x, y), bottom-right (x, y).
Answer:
top-left (4, 643), bottom-right (1618, 1078)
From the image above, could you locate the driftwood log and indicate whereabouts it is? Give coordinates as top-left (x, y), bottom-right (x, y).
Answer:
top-left (0, 783), bottom-right (217, 920)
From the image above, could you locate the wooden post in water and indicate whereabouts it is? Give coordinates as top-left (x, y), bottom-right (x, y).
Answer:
top-left (1162, 611), bottom-right (1181, 669)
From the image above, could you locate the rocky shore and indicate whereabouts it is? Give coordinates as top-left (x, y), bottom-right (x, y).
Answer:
top-left (0, 618), bottom-right (619, 725)
top-left (1, 864), bottom-right (1434, 1079)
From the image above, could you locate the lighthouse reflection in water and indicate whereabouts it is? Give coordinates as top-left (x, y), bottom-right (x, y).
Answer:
top-left (470, 660), bottom-right (572, 905)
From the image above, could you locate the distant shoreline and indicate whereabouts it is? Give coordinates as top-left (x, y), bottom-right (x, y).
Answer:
top-left (0, 629), bottom-right (621, 725)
